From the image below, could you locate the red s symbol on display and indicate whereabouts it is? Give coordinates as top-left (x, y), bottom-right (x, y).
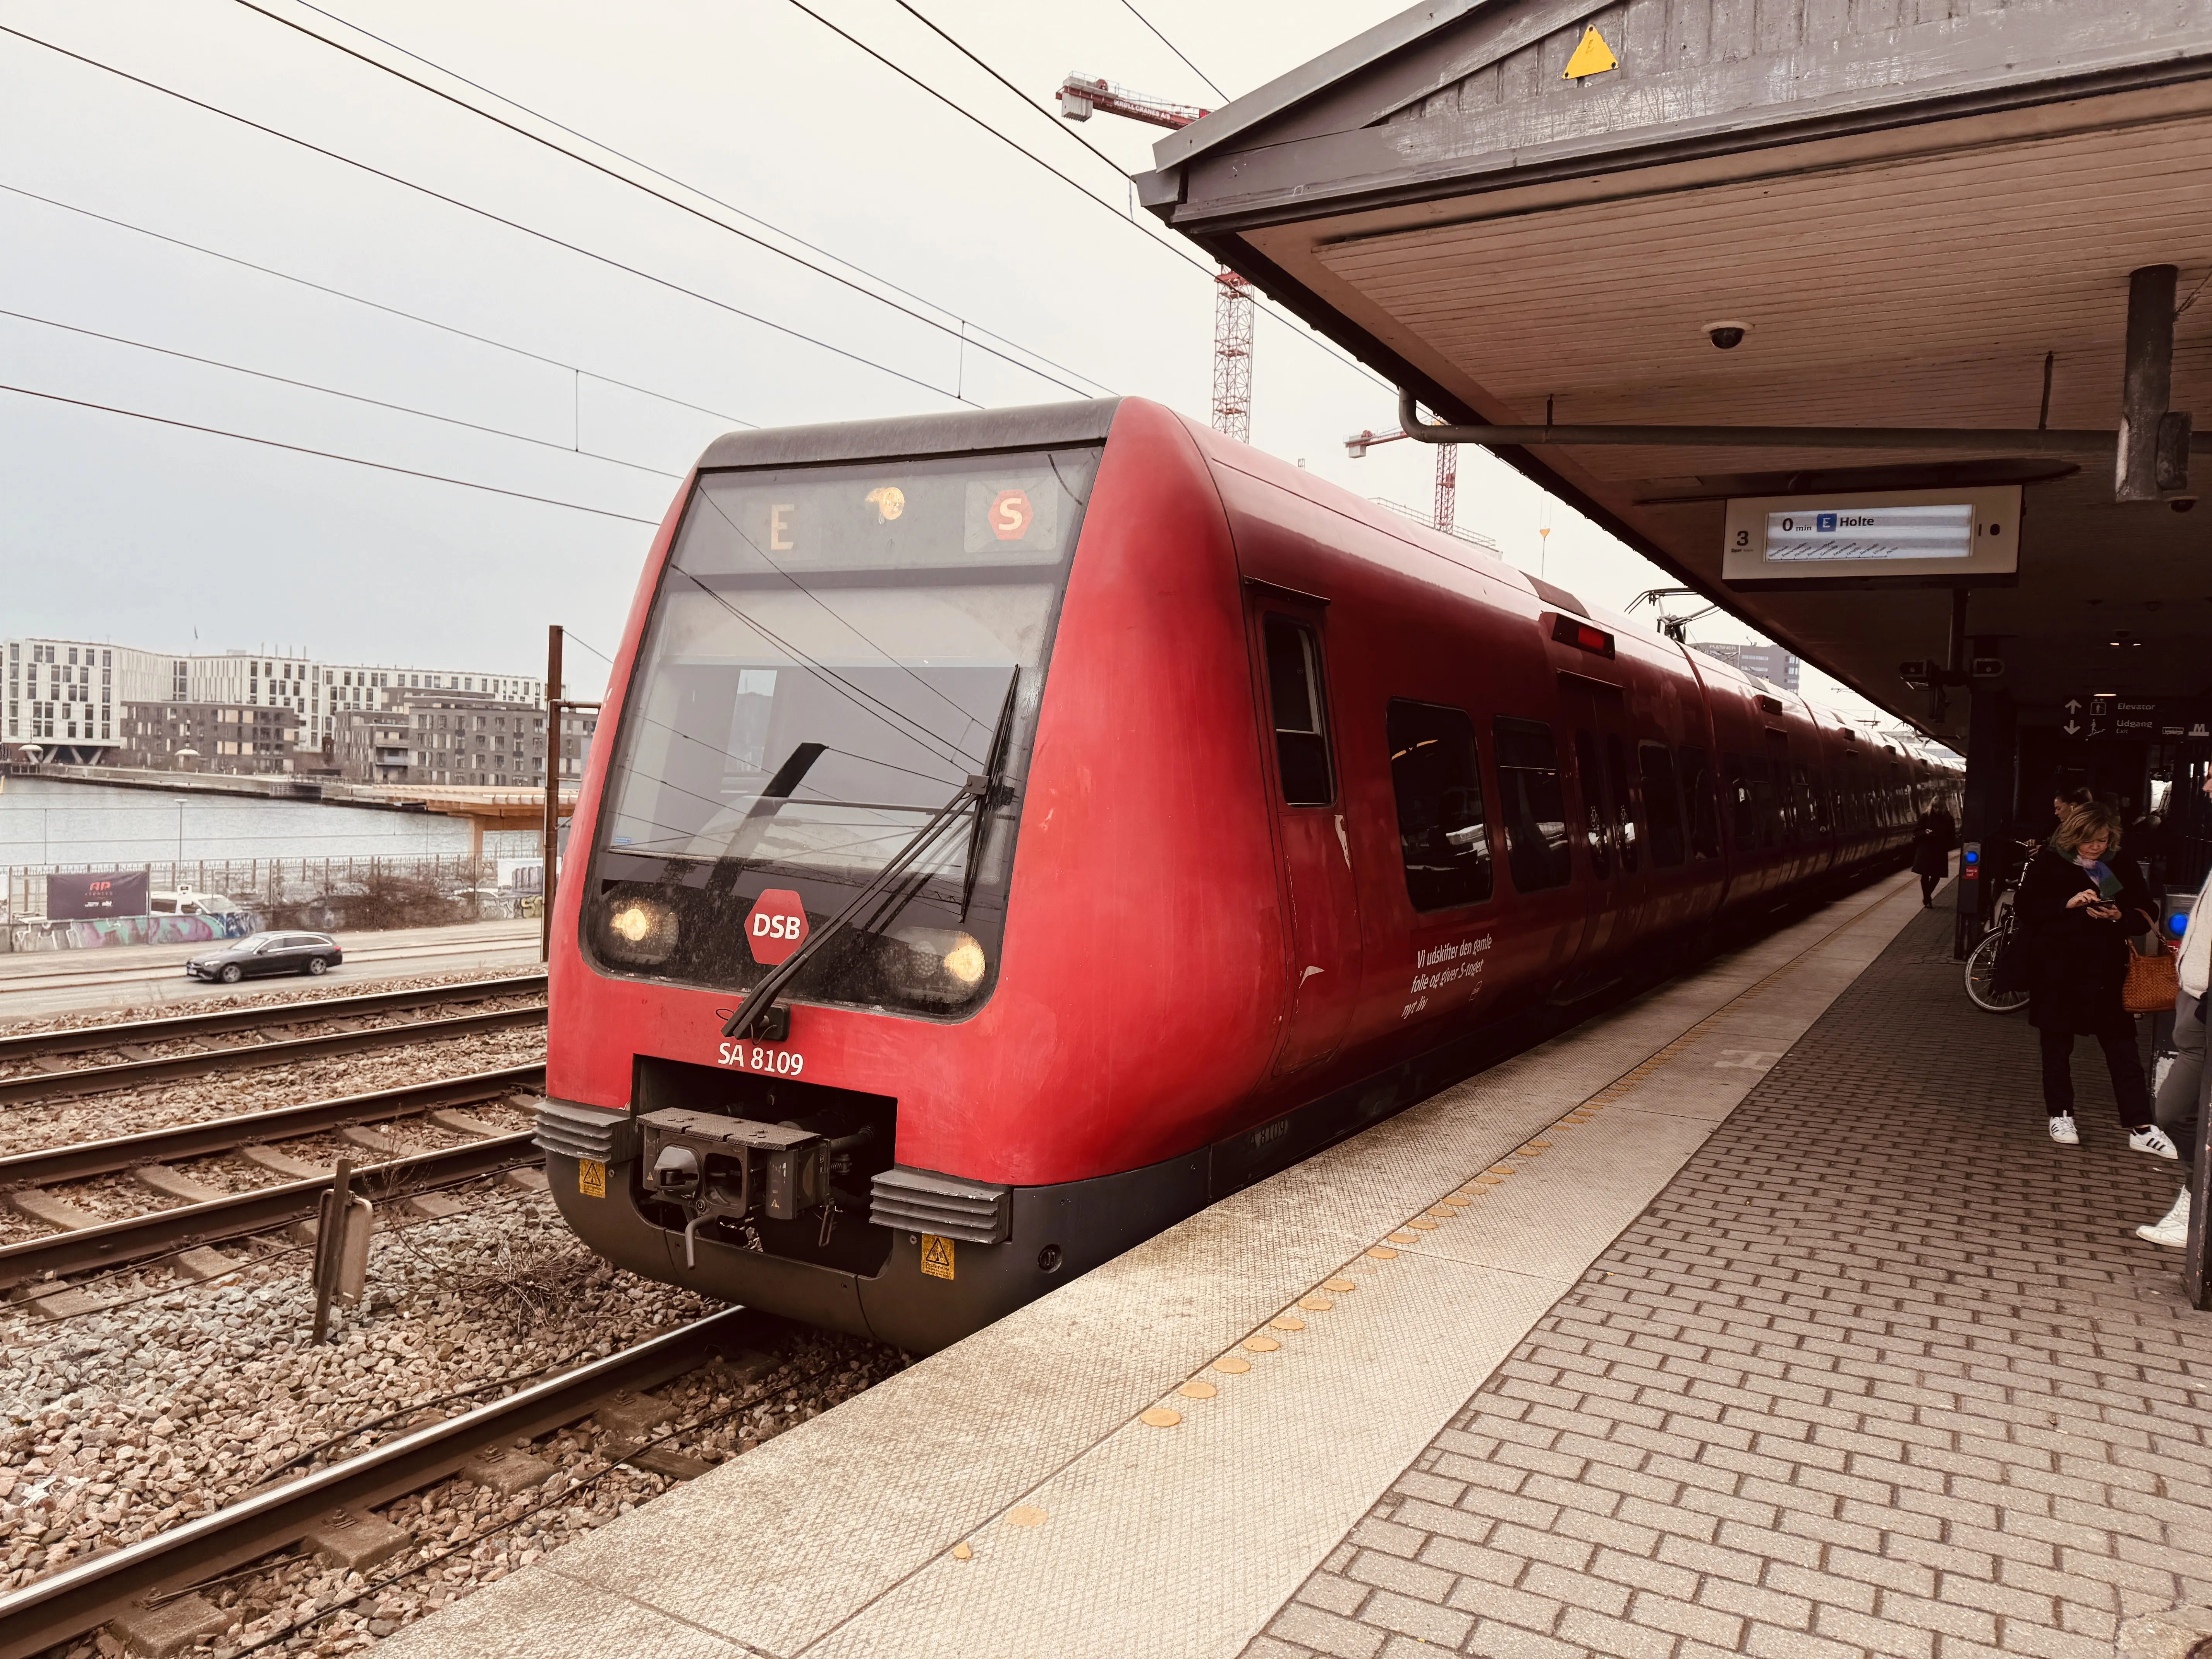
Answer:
top-left (989, 489), bottom-right (1034, 541)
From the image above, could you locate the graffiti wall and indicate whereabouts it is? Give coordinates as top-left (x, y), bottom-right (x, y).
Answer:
top-left (6, 911), bottom-right (260, 952)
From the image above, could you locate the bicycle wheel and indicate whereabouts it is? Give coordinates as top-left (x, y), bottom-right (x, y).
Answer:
top-left (1965, 927), bottom-right (2028, 1013)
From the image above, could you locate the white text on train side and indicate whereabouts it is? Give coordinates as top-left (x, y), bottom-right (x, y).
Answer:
top-left (1403, 932), bottom-right (1494, 1020)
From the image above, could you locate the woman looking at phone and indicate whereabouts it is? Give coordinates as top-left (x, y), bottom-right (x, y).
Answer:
top-left (2019, 801), bottom-right (2172, 1153)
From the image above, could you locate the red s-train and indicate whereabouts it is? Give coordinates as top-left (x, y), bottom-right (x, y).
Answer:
top-left (536, 397), bottom-right (1957, 1352)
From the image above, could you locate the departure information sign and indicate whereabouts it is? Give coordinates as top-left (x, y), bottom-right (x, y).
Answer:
top-left (1722, 486), bottom-right (2020, 588)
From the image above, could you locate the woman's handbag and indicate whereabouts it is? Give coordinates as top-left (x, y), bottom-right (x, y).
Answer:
top-left (2123, 939), bottom-right (2180, 1015)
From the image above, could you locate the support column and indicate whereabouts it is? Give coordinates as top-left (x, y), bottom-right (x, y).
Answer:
top-left (1954, 682), bottom-right (2016, 958)
top-left (2117, 263), bottom-right (2178, 502)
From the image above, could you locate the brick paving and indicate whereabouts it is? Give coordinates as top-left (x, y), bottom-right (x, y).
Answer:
top-left (1245, 904), bottom-right (2212, 1659)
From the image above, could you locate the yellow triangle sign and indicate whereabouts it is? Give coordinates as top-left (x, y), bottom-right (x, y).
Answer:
top-left (1561, 25), bottom-right (1619, 80)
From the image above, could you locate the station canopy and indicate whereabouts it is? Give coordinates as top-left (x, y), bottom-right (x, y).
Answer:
top-left (1136, 0), bottom-right (2212, 741)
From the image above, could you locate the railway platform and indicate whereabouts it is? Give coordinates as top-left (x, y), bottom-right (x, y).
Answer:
top-left (381, 870), bottom-right (2212, 1659)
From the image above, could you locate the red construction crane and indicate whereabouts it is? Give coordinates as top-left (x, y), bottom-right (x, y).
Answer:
top-left (1060, 74), bottom-right (1254, 443)
top-left (1345, 426), bottom-right (1461, 536)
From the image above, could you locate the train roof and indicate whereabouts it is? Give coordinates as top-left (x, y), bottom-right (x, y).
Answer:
top-left (696, 399), bottom-right (1121, 472)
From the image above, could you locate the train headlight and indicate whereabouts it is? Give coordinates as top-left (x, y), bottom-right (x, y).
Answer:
top-left (889, 926), bottom-right (990, 1001)
top-left (942, 933), bottom-right (986, 985)
top-left (600, 896), bottom-right (678, 963)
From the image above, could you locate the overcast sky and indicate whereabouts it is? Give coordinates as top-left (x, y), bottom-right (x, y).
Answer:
top-left (0, 0), bottom-right (1885, 721)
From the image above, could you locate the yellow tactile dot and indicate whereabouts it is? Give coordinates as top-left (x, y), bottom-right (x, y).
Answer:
top-left (1212, 1354), bottom-right (1252, 1374)
top-left (1525, 1139), bottom-right (1553, 1149)
top-left (1427, 1207), bottom-right (1455, 1219)
top-left (951, 1541), bottom-right (973, 1560)
top-left (1007, 1506), bottom-right (1048, 1528)
top-left (1243, 1334), bottom-right (1282, 1353)
top-left (1178, 1380), bottom-right (1217, 1400)
top-left (1270, 1314), bottom-right (1306, 1332)
top-left (1141, 1407), bottom-right (1182, 1428)
top-left (1408, 1218), bottom-right (1438, 1231)
top-left (1388, 1230), bottom-right (1418, 1244)
top-left (1367, 1246), bottom-right (1398, 1260)
top-left (1441, 1195), bottom-right (1471, 1207)
top-left (1487, 1164), bottom-right (1515, 1175)
top-left (1298, 1295), bottom-right (1333, 1312)
top-left (1323, 1277), bottom-right (1355, 1292)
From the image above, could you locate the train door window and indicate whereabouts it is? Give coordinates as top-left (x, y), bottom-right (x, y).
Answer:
top-left (1639, 743), bottom-right (1686, 867)
top-left (1679, 747), bottom-right (1721, 860)
top-left (1802, 767), bottom-right (1832, 836)
top-left (1492, 717), bottom-right (1573, 892)
top-left (1747, 759), bottom-right (1781, 848)
top-left (1262, 615), bottom-right (1334, 806)
top-left (1386, 700), bottom-right (1492, 910)
top-left (1573, 729), bottom-right (1612, 878)
top-left (1606, 732), bottom-right (1639, 874)
top-left (1725, 752), bottom-right (1757, 850)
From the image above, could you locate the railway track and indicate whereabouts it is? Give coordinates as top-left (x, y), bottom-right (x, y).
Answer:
top-left (0, 991), bottom-right (548, 1107)
top-left (0, 1304), bottom-right (763, 1659)
top-left (0, 1128), bottom-right (544, 1291)
top-left (0, 972), bottom-right (546, 1064)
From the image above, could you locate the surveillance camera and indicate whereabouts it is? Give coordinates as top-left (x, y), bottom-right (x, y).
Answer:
top-left (1702, 320), bottom-right (1747, 350)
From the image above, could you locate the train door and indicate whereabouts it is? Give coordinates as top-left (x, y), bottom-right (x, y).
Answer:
top-left (1250, 603), bottom-right (1362, 1075)
top-left (1560, 676), bottom-right (1652, 962)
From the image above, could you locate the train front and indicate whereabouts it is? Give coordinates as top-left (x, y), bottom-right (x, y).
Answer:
top-left (535, 400), bottom-right (1231, 1353)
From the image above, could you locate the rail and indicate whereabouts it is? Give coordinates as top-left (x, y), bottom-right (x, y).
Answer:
top-left (0, 1305), bottom-right (756, 1659)
top-left (0, 1005), bottom-right (546, 1106)
top-left (0, 1132), bottom-right (538, 1288)
top-left (0, 972), bottom-right (547, 1062)
top-left (0, 1063), bottom-right (543, 1188)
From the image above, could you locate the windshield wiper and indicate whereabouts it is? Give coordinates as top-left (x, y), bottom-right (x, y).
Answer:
top-left (721, 774), bottom-right (984, 1042)
top-left (961, 667), bottom-right (1021, 921)
top-left (722, 672), bottom-right (1025, 1042)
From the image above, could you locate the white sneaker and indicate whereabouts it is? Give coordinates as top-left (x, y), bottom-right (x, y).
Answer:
top-left (2049, 1114), bottom-right (2079, 1146)
top-left (2138, 1189), bottom-right (2191, 1248)
top-left (2129, 1125), bottom-right (2180, 1160)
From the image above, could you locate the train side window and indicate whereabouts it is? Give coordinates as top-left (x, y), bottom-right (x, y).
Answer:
top-left (1639, 742), bottom-right (1686, 867)
top-left (1492, 717), bottom-right (1574, 892)
top-left (1678, 746), bottom-right (1721, 860)
top-left (1262, 615), bottom-right (1334, 806)
top-left (1606, 732), bottom-right (1639, 874)
top-left (1386, 699), bottom-right (1493, 910)
top-left (1574, 730), bottom-right (1612, 879)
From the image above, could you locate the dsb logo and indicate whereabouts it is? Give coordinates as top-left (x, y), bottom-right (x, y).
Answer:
top-left (745, 889), bottom-right (810, 965)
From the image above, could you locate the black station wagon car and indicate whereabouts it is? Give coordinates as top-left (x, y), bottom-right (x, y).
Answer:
top-left (185, 932), bottom-right (344, 983)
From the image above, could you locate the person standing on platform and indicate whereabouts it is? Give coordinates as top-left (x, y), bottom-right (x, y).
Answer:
top-left (1911, 804), bottom-right (1957, 908)
top-left (2018, 802), bottom-right (2171, 1153)
top-left (2138, 774), bottom-right (2212, 1247)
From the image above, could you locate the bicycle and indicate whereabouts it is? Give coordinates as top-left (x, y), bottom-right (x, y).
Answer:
top-left (1963, 838), bottom-right (2038, 1013)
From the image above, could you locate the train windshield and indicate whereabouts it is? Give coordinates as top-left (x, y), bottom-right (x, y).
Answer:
top-left (586, 446), bottom-right (1100, 1019)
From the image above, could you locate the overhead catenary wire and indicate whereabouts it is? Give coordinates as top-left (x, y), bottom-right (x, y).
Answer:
top-left (0, 23), bottom-right (984, 409)
top-left (0, 305), bottom-right (682, 478)
top-left (0, 180), bottom-right (755, 431)
top-left (1115, 0), bottom-right (1227, 102)
top-left (785, 0), bottom-right (1395, 395)
top-left (226, 0), bottom-right (1111, 401)
top-left (264, 0), bottom-right (1115, 402)
top-left (0, 382), bottom-right (661, 523)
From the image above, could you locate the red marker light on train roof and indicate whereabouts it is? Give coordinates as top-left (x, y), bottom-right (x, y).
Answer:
top-left (1547, 614), bottom-right (1616, 659)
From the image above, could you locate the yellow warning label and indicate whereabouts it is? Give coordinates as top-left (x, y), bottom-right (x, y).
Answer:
top-left (920, 1233), bottom-right (955, 1280)
top-left (1561, 24), bottom-right (1618, 79)
top-left (578, 1158), bottom-right (606, 1199)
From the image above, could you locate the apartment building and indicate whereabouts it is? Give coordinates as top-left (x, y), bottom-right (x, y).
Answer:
top-left (2, 635), bottom-right (548, 764)
top-left (114, 702), bottom-right (305, 775)
top-left (333, 697), bottom-right (598, 788)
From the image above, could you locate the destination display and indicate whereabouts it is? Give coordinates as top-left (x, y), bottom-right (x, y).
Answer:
top-left (1722, 486), bottom-right (2021, 587)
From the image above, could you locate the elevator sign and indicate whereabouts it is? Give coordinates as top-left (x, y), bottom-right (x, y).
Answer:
top-left (1722, 485), bottom-right (2021, 588)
